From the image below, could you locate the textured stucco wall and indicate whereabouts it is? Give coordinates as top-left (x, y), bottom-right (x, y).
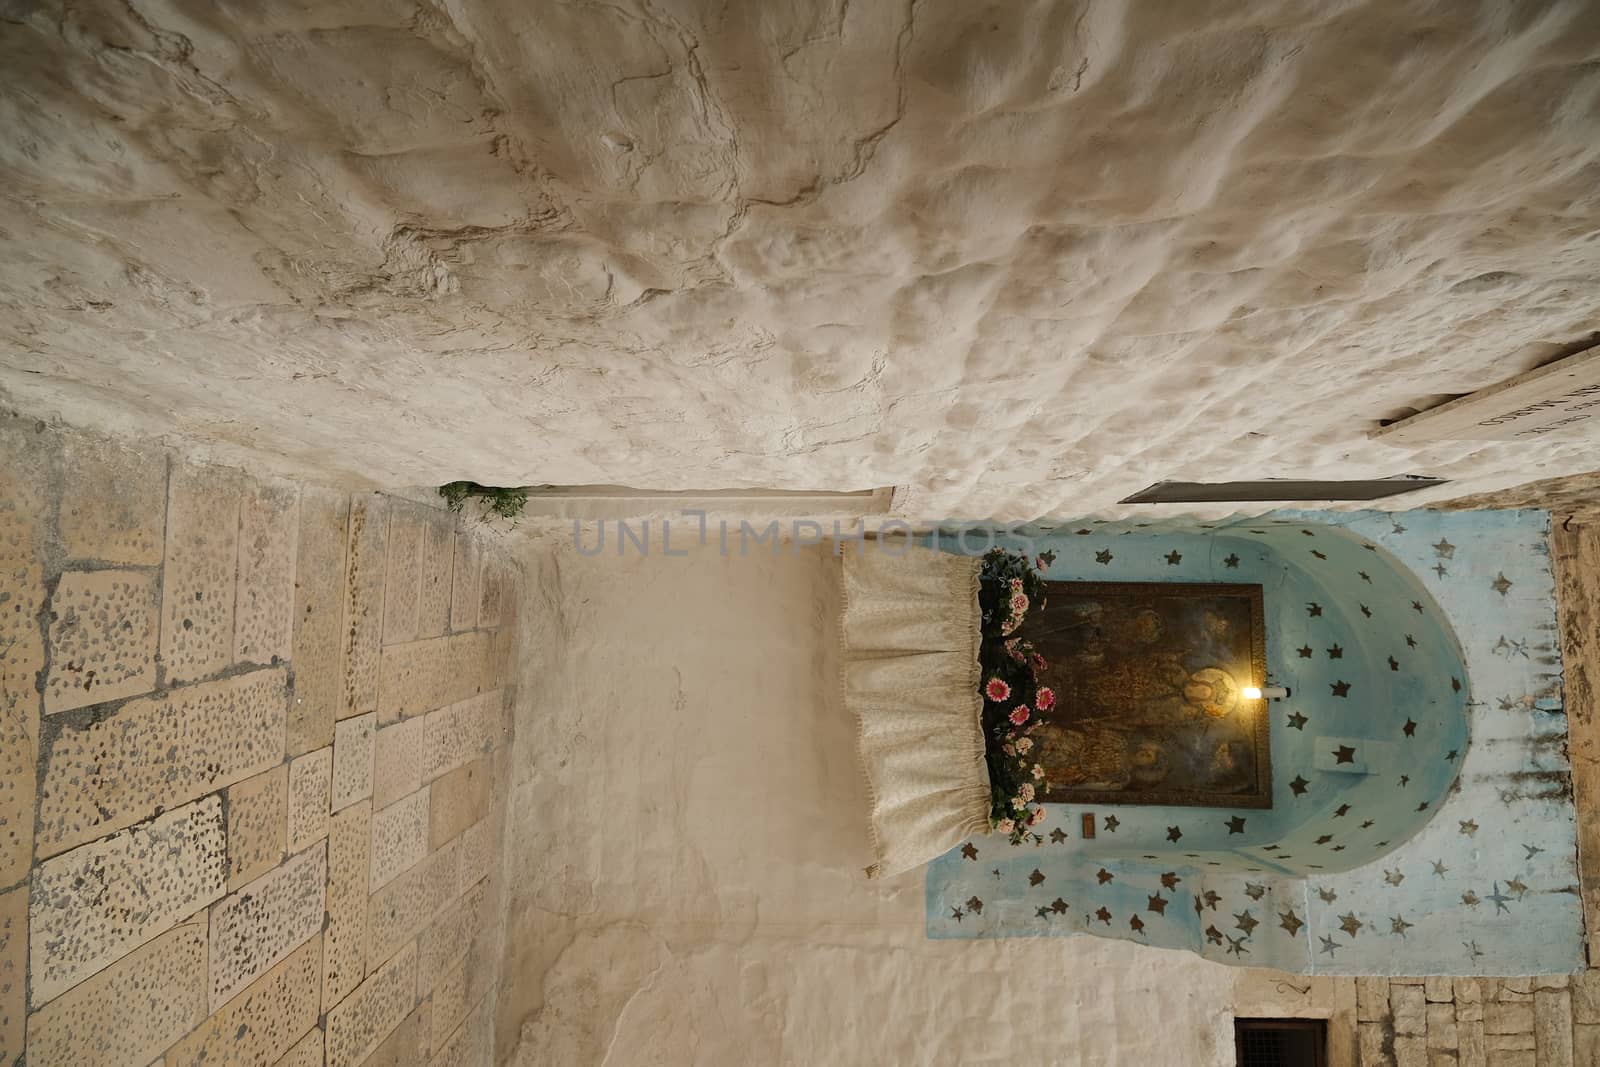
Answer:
top-left (499, 537), bottom-right (1249, 1066)
top-left (3, 2), bottom-right (1600, 516)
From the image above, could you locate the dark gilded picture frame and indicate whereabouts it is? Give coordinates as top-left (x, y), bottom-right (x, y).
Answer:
top-left (1022, 581), bottom-right (1271, 809)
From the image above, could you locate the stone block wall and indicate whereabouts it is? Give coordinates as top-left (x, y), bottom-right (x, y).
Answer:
top-left (1351, 973), bottom-right (1597, 1067)
top-left (0, 416), bottom-right (518, 1067)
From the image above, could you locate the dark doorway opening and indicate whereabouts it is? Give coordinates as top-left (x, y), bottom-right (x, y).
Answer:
top-left (1234, 1018), bottom-right (1327, 1067)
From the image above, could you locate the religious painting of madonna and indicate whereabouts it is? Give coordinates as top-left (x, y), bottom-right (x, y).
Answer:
top-left (1022, 582), bottom-right (1271, 808)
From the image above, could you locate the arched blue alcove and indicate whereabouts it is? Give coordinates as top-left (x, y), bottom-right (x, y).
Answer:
top-left (933, 516), bottom-right (1471, 876)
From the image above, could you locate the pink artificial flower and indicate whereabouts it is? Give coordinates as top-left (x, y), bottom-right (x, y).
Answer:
top-left (1036, 687), bottom-right (1056, 712)
top-left (1010, 593), bottom-right (1029, 615)
top-left (1002, 743), bottom-right (1015, 756)
top-left (1031, 652), bottom-right (1047, 672)
top-left (985, 678), bottom-right (1011, 702)
top-left (1018, 783), bottom-right (1035, 803)
top-left (1009, 706), bottom-right (1031, 726)
top-left (1028, 806), bottom-right (1047, 826)
top-left (1015, 736), bottom-right (1033, 754)
top-left (1012, 796), bottom-right (1027, 810)
top-left (1005, 638), bottom-right (1025, 662)
top-left (1009, 577), bottom-right (1023, 592)
top-left (1032, 763), bottom-right (1045, 780)
top-left (996, 818), bottom-right (1015, 835)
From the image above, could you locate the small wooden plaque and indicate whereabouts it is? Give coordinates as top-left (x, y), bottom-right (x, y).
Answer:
top-left (1080, 813), bottom-right (1096, 839)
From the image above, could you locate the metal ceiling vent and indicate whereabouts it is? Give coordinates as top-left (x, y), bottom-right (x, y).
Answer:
top-left (1119, 477), bottom-right (1448, 505)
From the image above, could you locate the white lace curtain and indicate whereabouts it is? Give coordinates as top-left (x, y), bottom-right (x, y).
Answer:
top-left (841, 544), bottom-right (991, 877)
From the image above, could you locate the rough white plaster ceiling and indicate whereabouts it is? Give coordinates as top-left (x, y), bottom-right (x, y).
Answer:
top-left (2, 0), bottom-right (1599, 518)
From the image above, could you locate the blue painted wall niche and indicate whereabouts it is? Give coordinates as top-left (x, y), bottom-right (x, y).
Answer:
top-left (927, 510), bottom-right (1579, 976)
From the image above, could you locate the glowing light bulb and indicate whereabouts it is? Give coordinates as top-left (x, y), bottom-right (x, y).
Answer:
top-left (1242, 686), bottom-right (1262, 700)
top-left (1243, 685), bottom-right (1290, 700)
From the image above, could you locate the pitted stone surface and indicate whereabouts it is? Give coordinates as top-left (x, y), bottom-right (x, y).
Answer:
top-left (37, 667), bottom-right (289, 856)
top-left (58, 438), bottom-right (167, 565)
top-left (226, 765), bottom-right (287, 890)
top-left (342, 494), bottom-right (389, 718)
top-left (166, 933), bottom-right (321, 1067)
top-left (43, 568), bottom-right (159, 713)
top-left (326, 941), bottom-right (417, 1067)
top-left (449, 529), bottom-right (479, 634)
top-left (430, 998), bottom-right (490, 1067)
top-left (0, 445), bottom-right (44, 885)
top-left (25, 921), bottom-right (207, 1067)
top-left (377, 635), bottom-right (454, 725)
top-left (0, 886), bottom-right (24, 1065)
top-left (456, 818), bottom-right (495, 895)
top-left (428, 949), bottom-right (479, 1050)
top-left (160, 463), bottom-right (241, 685)
top-left (290, 488), bottom-right (348, 755)
top-left (477, 560), bottom-right (504, 629)
top-left (234, 481), bottom-right (297, 666)
top-left (333, 712), bottom-right (376, 812)
top-left (367, 840), bottom-right (458, 968)
top-left (29, 797), bottom-right (226, 1004)
top-left (277, 1026), bottom-right (324, 1067)
top-left (429, 760), bottom-right (488, 851)
top-left (208, 841), bottom-right (327, 1008)
top-left (419, 511), bottom-right (454, 640)
top-left (324, 800), bottom-right (371, 1012)
top-left (287, 746), bottom-right (332, 853)
top-left (422, 691), bottom-right (501, 782)
top-left (371, 788), bottom-right (430, 891)
top-left (383, 505), bottom-right (424, 646)
top-left (364, 1003), bottom-right (428, 1067)
top-left (417, 880), bottom-right (485, 997)
top-left (374, 716), bottom-right (426, 809)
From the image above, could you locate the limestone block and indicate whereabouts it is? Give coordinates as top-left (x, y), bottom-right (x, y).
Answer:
top-left (1395, 1035), bottom-right (1427, 1067)
top-left (226, 764), bottom-right (287, 889)
top-left (1429, 1053), bottom-right (1458, 1067)
top-left (1488, 1033), bottom-right (1537, 1050)
top-left (342, 493), bottom-right (389, 718)
top-left (58, 437), bottom-right (166, 564)
top-left (1485, 1051), bottom-right (1536, 1067)
top-left (29, 797), bottom-right (226, 1004)
top-left (1501, 978), bottom-right (1536, 997)
top-left (429, 759), bottom-right (488, 850)
top-left (367, 840), bottom-right (458, 968)
top-left (0, 887), bottom-right (24, 1067)
top-left (1460, 1020), bottom-right (1488, 1067)
top-left (326, 941), bottom-right (417, 1067)
top-left (430, 1002), bottom-right (490, 1067)
top-left (372, 788), bottom-right (431, 891)
top-left (1360, 1021), bottom-right (1395, 1067)
top-left (0, 557), bottom-right (42, 886)
top-left (1458, 979), bottom-right (1486, 1005)
top-left (1427, 976), bottom-right (1455, 1002)
top-left (1360, 977), bottom-right (1394, 1022)
top-left (429, 946), bottom-right (486, 1050)
top-left (374, 716), bottom-right (426, 809)
top-left (234, 481), bottom-right (298, 666)
top-left (160, 463), bottom-right (241, 684)
top-left (25, 921), bottom-right (206, 1067)
top-left (449, 630), bottom-right (495, 703)
top-left (324, 800), bottom-right (371, 1012)
top-left (418, 510), bottom-right (454, 639)
top-left (278, 1027), bottom-right (324, 1067)
top-left (333, 711), bottom-right (376, 811)
top-left (422, 691), bottom-right (501, 781)
top-left (36, 667), bottom-right (289, 857)
top-left (365, 1003), bottom-right (428, 1067)
top-left (418, 880), bottom-right (485, 997)
top-left (1573, 1023), bottom-right (1600, 1067)
top-left (1429, 1002), bottom-right (1460, 1049)
top-left (383, 504), bottom-right (424, 646)
top-left (378, 635), bottom-right (453, 724)
top-left (478, 558), bottom-right (504, 628)
top-left (287, 746), bottom-right (332, 853)
top-left (1576, 972), bottom-right (1600, 1025)
top-left (165, 933), bottom-right (321, 1067)
top-left (289, 487), bottom-right (349, 754)
top-left (208, 842), bottom-right (327, 1007)
top-left (1486, 1002), bottom-right (1536, 1034)
top-left (449, 526), bottom-right (479, 632)
top-left (456, 817), bottom-right (495, 895)
top-left (43, 569), bottom-right (159, 712)
top-left (1535, 989), bottom-right (1576, 1067)
top-left (1394, 985), bottom-right (1427, 1036)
